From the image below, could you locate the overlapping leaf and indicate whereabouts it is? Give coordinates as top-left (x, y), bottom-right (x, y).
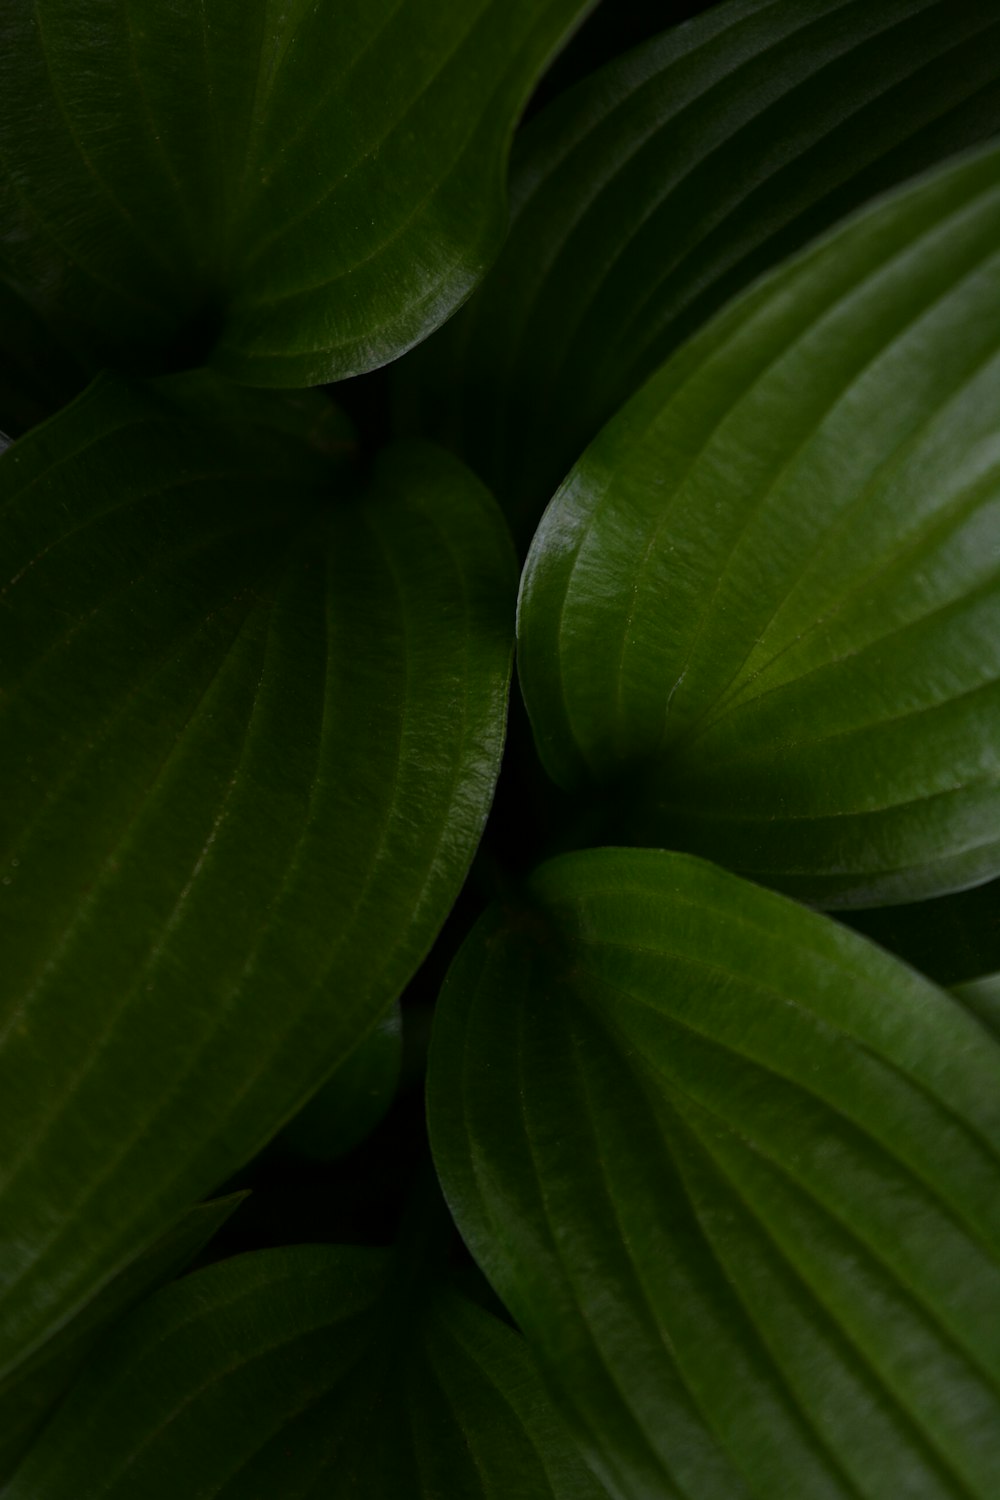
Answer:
top-left (0, 373), bottom-right (516, 1376)
top-left (0, 0), bottom-right (594, 387)
top-left (846, 878), bottom-right (1000, 985)
top-left (0, 1194), bottom-right (241, 1481)
top-left (429, 847), bottom-right (1000, 1499)
top-left (843, 878), bottom-right (1000, 1034)
top-left (5, 1243), bottom-right (607, 1498)
top-left (279, 1004), bottom-right (403, 1161)
top-left (953, 975), bottom-right (1000, 1039)
top-left (404, 0), bottom-right (1000, 536)
top-left (518, 141), bottom-right (1000, 906)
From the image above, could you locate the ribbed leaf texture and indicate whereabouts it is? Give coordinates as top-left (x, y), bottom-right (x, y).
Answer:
top-left (5, 1245), bottom-right (608, 1498)
top-left (0, 373), bottom-right (515, 1374)
top-left (430, 848), bottom-right (1000, 1499)
top-left (518, 141), bottom-right (1000, 905)
top-left (0, 0), bottom-right (594, 385)
top-left (405, 0), bottom-right (1000, 537)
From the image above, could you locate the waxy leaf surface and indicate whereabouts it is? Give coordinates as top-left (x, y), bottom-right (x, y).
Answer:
top-left (518, 142), bottom-right (1000, 906)
top-left (407, 0), bottom-right (1000, 536)
top-left (0, 374), bottom-right (515, 1375)
top-left (5, 1244), bottom-right (606, 1498)
top-left (429, 847), bottom-right (1000, 1500)
top-left (0, 0), bottom-right (593, 386)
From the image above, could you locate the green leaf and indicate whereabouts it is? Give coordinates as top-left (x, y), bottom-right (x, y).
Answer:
top-left (0, 1193), bottom-right (241, 1481)
top-left (0, 373), bottom-right (515, 1377)
top-left (953, 974), bottom-right (1000, 1039)
top-left (5, 1243), bottom-right (606, 1498)
top-left (518, 141), bottom-right (1000, 907)
top-left (403, 0), bottom-right (1000, 538)
top-left (279, 1003), bottom-right (403, 1161)
top-left (843, 881), bottom-right (1000, 1034)
top-left (0, 0), bottom-right (594, 387)
top-left (429, 847), bottom-right (1000, 1500)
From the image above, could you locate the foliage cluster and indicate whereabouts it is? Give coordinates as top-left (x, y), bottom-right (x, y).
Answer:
top-left (1, 0), bottom-right (1000, 1494)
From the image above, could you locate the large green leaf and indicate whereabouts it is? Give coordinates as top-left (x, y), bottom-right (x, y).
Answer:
top-left (0, 373), bottom-right (515, 1377)
top-left (518, 141), bottom-right (1000, 907)
top-left (0, 0), bottom-right (593, 387)
top-left (403, 0), bottom-right (1000, 537)
top-left (5, 1242), bottom-right (606, 1498)
top-left (0, 1193), bottom-right (241, 1480)
top-left (429, 847), bottom-right (1000, 1500)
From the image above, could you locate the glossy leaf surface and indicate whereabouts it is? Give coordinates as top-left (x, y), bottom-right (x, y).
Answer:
top-left (429, 847), bottom-right (1000, 1500)
top-left (518, 142), bottom-right (1000, 906)
top-left (0, 1194), bottom-right (241, 1480)
top-left (405, 0), bottom-right (1000, 536)
top-left (0, 0), bottom-right (593, 386)
top-left (0, 374), bottom-right (515, 1376)
top-left (6, 1244), bottom-right (606, 1499)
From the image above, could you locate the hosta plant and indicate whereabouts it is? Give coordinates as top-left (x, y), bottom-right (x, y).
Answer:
top-left (2, 0), bottom-right (1000, 1495)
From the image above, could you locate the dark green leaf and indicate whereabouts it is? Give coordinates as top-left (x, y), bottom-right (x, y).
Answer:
top-left (953, 974), bottom-right (1000, 1038)
top-left (429, 847), bottom-right (1000, 1500)
top-left (403, 0), bottom-right (1000, 539)
top-left (0, 0), bottom-right (594, 386)
top-left (842, 880), bottom-right (1000, 1033)
top-left (0, 373), bottom-right (515, 1376)
top-left (518, 141), bottom-right (1000, 907)
top-left (0, 1194), bottom-right (242, 1480)
top-left (5, 1244), bottom-right (606, 1499)
top-left (279, 1004), bottom-right (402, 1161)
top-left (0, 282), bottom-right (85, 439)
